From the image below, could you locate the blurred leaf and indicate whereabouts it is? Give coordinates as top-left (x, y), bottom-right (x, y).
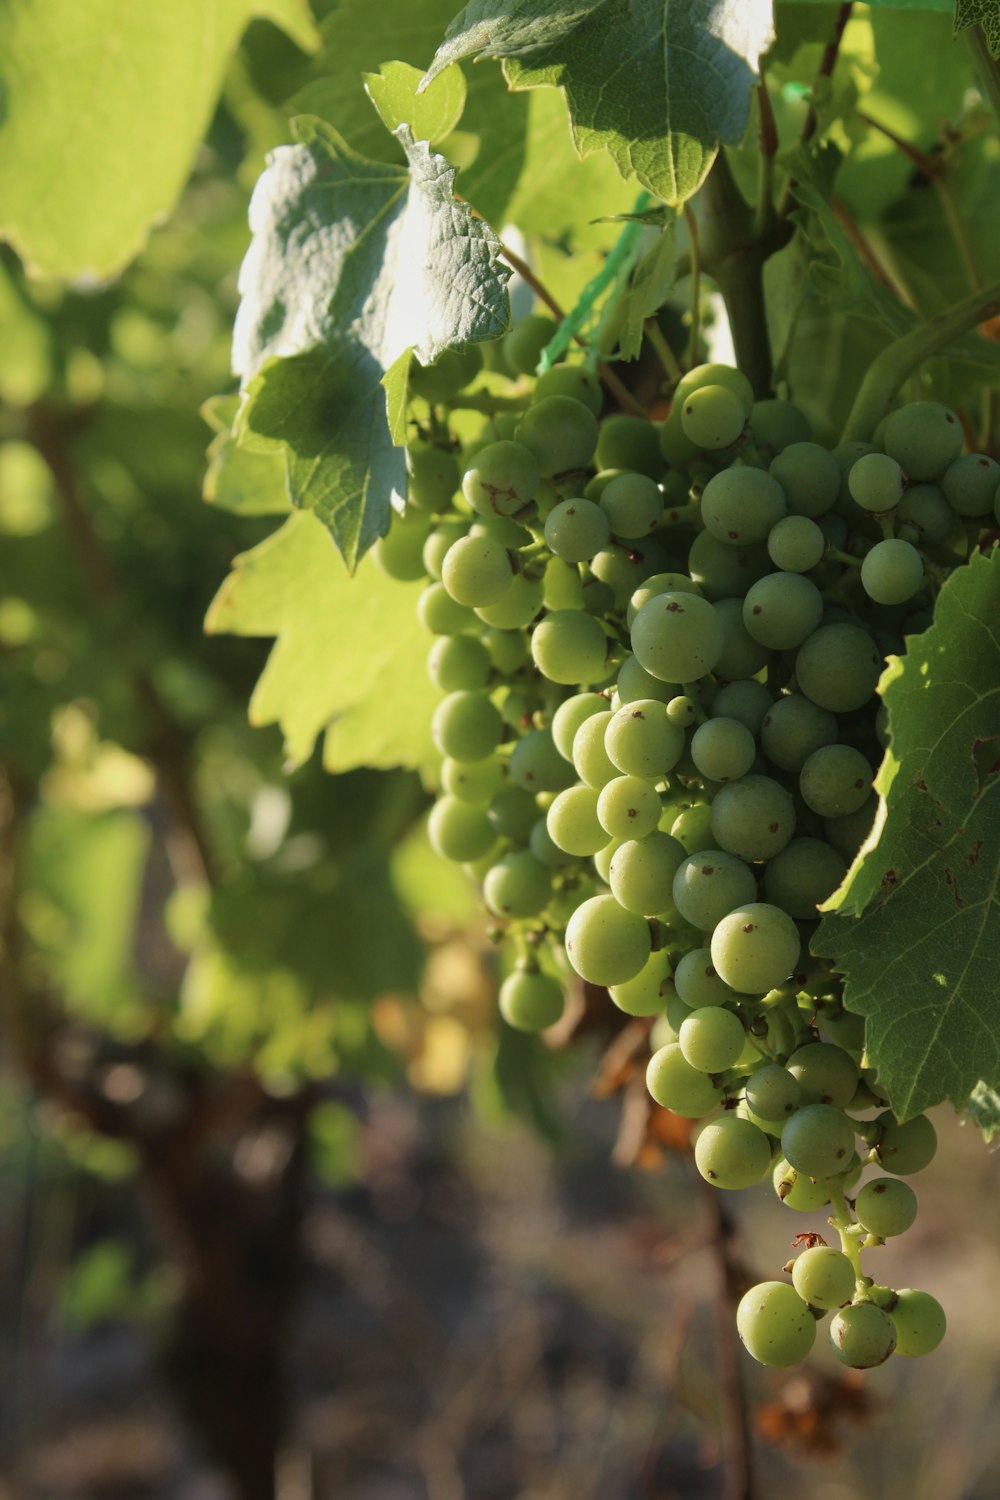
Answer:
top-left (233, 118), bottom-right (510, 568)
top-left (58, 1240), bottom-right (135, 1332)
top-left (814, 550), bottom-right (1000, 1119)
top-left (309, 1100), bottom-right (363, 1185)
top-left (613, 223), bottom-right (677, 360)
top-left (965, 1081), bottom-right (1000, 1141)
top-left (363, 60), bottom-right (467, 143)
top-left (0, 0), bottom-right (319, 280)
top-left (205, 510), bottom-right (438, 771)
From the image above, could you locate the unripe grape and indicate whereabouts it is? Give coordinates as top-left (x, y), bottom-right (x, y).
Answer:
top-left (599, 471), bottom-right (663, 538)
top-left (630, 591), bottom-right (725, 683)
top-left (531, 609), bottom-right (608, 685)
top-left (672, 850), bottom-right (757, 932)
top-left (681, 384), bottom-right (746, 449)
top-left (848, 452), bottom-right (904, 513)
top-left (646, 1042), bottom-right (724, 1116)
top-left (673, 947), bottom-right (735, 1007)
top-left (552, 692), bottom-right (607, 760)
top-left (795, 623), bottom-right (882, 714)
top-left (745, 1064), bottom-right (801, 1121)
top-left (769, 442), bottom-right (841, 518)
top-left (499, 966), bottom-right (564, 1031)
top-left (799, 744), bottom-right (872, 819)
top-left (855, 1177), bottom-right (918, 1238)
top-left (483, 852), bottom-right (552, 918)
top-left (785, 1042), bottom-right (859, 1108)
top-left (544, 497), bottom-right (610, 562)
top-left (428, 633), bottom-right (492, 693)
top-left (781, 1103), bottom-right (856, 1179)
top-left (829, 1302), bottom-right (897, 1368)
top-left (710, 902), bottom-right (801, 994)
top-left (463, 440), bottom-right (540, 516)
top-left (609, 949), bottom-right (673, 1017)
top-left (874, 1112), bottom-right (937, 1175)
top-left (675, 362), bottom-right (754, 416)
top-left (942, 452), bottom-right (1000, 517)
top-left (767, 514), bottom-right (826, 573)
top-left (679, 1005), bottom-right (746, 1072)
top-left (702, 467), bottom-right (787, 546)
top-left (605, 698), bottom-right (685, 779)
top-left (889, 1289), bottom-right (946, 1356)
top-left (565, 894), bottom-right (651, 986)
top-left (883, 401), bottom-right (962, 481)
top-left (609, 832), bottom-right (686, 915)
top-left (428, 796), bottom-right (496, 862)
top-left (432, 690), bottom-right (503, 761)
top-left (792, 1246), bottom-right (856, 1310)
top-left (860, 538), bottom-right (924, 606)
top-left (597, 414), bottom-right (664, 478)
top-left (441, 755), bottom-right (503, 803)
top-left (516, 395), bottom-right (599, 476)
top-left (694, 1116), bottom-right (771, 1188)
top-left (442, 533), bottom-right (513, 606)
top-left (546, 784), bottom-right (607, 856)
top-left (736, 1281), bottom-right (816, 1366)
top-left (503, 313), bottom-right (559, 375)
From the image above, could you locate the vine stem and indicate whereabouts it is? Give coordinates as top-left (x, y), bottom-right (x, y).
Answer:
top-left (697, 153), bottom-right (775, 397)
top-left (683, 204), bottom-right (702, 372)
top-left (777, 3), bottom-right (854, 220)
top-left (840, 278), bottom-right (1000, 441)
top-left (497, 241), bottom-right (647, 417)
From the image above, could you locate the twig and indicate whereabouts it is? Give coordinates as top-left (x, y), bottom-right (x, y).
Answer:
top-left (778, 3), bottom-right (854, 220)
top-left (830, 197), bottom-right (913, 302)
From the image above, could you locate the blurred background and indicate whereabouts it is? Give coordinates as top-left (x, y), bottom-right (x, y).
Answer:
top-left (1, 4), bottom-right (1000, 1499)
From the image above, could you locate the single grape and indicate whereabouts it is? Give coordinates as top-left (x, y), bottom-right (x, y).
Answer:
top-left (565, 894), bottom-right (652, 986)
top-left (672, 850), bottom-right (757, 932)
top-left (441, 756), bottom-right (503, 804)
top-left (406, 443), bottom-right (460, 512)
top-left (694, 1115), bottom-right (772, 1188)
top-left (942, 452), bottom-right (1000, 517)
top-left (597, 774), bottom-right (662, 841)
top-left (829, 1302), bottom-right (897, 1369)
top-left (710, 902), bottom-right (801, 994)
top-left (428, 634), bottom-right (492, 693)
top-left (710, 680), bottom-right (773, 736)
top-left (795, 624), bottom-right (882, 714)
top-left (627, 571), bottom-right (701, 629)
top-left (781, 1103), bottom-right (856, 1179)
top-left (646, 1043), bottom-right (724, 1116)
top-left (509, 728), bottom-right (577, 793)
top-left (888, 1289), bottom-right (946, 1357)
top-left (769, 442), bottom-right (841, 518)
top-left (503, 313), bottom-right (559, 375)
top-left (883, 401), bottom-right (963, 481)
top-left (419, 581), bottom-right (478, 636)
top-left (896, 483), bottom-right (953, 545)
top-left (516, 395), bottom-right (599, 476)
top-left (597, 414), bottom-right (664, 478)
top-left (767, 514), bottom-right (826, 573)
top-left (463, 440), bottom-right (539, 517)
top-left (848, 453), bottom-right (904, 513)
top-left (630, 592), bottom-right (725, 684)
top-left (572, 710), bottom-right (618, 788)
top-left (529, 816), bottom-right (574, 868)
top-left (609, 832), bottom-right (686, 915)
top-left (799, 745), bottom-right (872, 819)
top-left (760, 695), bottom-right (838, 774)
top-left (763, 838), bottom-right (848, 919)
top-left (605, 698), bottom-right (685, 779)
top-left (745, 1063), bottom-right (801, 1121)
top-left (792, 1246), bottom-right (855, 1310)
top-left (712, 597), bottom-right (770, 681)
top-left (531, 609), bottom-right (608, 686)
top-left (679, 1005), bottom-right (746, 1072)
top-left (874, 1112), bottom-right (937, 1175)
top-left (544, 497), bottom-right (610, 562)
top-left (743, 572), bottom-right (824, 650)
top-left (736, 1281), bottom-right (816, 1366)
top-left (855, 1177), bottom-right (918, 1238)
top-left (427, 796), bottom-right (496, 862)
top-left (687, 531), bottom-right (770, 601)
top-left (675, 362), bottom-right (754, 415)
top-left (552, 692), bottom-right (607, 761)
top-left (499, 966), bottom-right (564, 1031)
top-left (442, 533), bottom-right (513, 607)
top-left (475, 572), bottom-right (544, 629)
top-left (432, 690), bottom-right (503, 761)
top-left (483, 852), bottom-right (552, 918)
top-left (546, 784), bottom-right (608, 856)
top-left (670, 802), bottom-right (718, 853)
top-left (609, 948), bottom-right (673, 1017)
top-left (860, 538), bottom-right (924, 606)
top-left (598, 471), bottom-right (663, 539)
top-left (592, 538), bottom-right (671, 609)
top-left (690, 718), bottom-right (757, 782)
top-left (617, 654), bottom-right (679, 706)
top-left (666, 695), bottom-right (699, 728)
top-left (488, 785), bottom-right (539, 841)
top-left (710, 775), bottom-right (796, 863)
top-left (749, 399), bottom-right (812, 457)
top-left (673, 947), bottom-right (736, 1007)
top-left (701, 467), bottom-right (788, 546)
top-left (785, 1043), bottom-right (859, 1108)
top-left (681, 384), bottom-right (746, 449)
top-left (533, 363), bottom-right (603, 414)
top-left (772, 1157), bottom-right (831, 1211)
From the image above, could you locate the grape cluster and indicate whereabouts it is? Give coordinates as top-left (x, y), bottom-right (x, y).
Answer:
top-left (379, 325), bottom-right (982, 1371)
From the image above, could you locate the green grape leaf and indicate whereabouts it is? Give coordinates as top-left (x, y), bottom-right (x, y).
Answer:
top-left (202, 399), bottom-right (291, 516)
top-left (955, 0), bottom-right (1000, 54)
top-left (965, 1081), bottom-right (1000, 1142)
top-left (426, 0), bottom-right (775, 206)
top-left (612, 223), bottom-right (677, 361)
top-left (813, 550), bottom-right (1000, 1120)
top-left (363, 60), bottom-right (467, 143)
top-left (0, 0), bottom-right (319, 280)
top-left (233, 116), bottom-right (510, 569)
top-left (205, 509), bottom-right (438, 772)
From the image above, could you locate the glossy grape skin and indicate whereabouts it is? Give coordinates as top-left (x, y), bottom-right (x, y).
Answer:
top-left (792, 1246), bottom-right (856, 1310)
top-left (772, 1157), bottom-right (832, 1211)
top-left (675, 362), bottom-right (754, 415)
top-left (679, 1005), bottom-right (746, 1072)
top-left (531, 609), bottom-right (608, 685)
top-left (552, 692), bottom-right (607, 760)
top-left (694, 1116), bottom-right (772, 1189)
top-left (572, 711), bottom-right (617, 788)
top-left (736, 1281), bottom-right (816, 1367)
top-left (565, 894), bottom-right (651, 986)
top-left (785, 1043), bottom-right (859, 1108)
top-left (855, 1177), bottom-right (918, 1238)
top-left (427, 797), bottom-right (496, 862)
top-left (889, 1289), bottom-right (946, 1356)
top-left (609, 832), bottom-right (686, 915)
top-left (829, 1302), bottom-right (897, 1369)
top-left (605, 698), bottom-right (685, 779)
top-left (646, 1043), bottom-right (724, 1116)
top-left (499, 967), bottom-right (564, 1031)
top-left (673, 948), bottom-right (735, 1007)
top-left (745, 1064), bottom-right (801, 1122)
top-left (442, 533), bottom-right (513, 606)
top-left (608, 949), bottom-right (673, 1017)
top-left (597, 774), bottom-right (662, 841)
top-left (781, 1103), bottom-right (856, 1179)
top-left (711, 902), bottom-right (801, 995)
top-left (428, 634), bottom-right (492, 693)
top-left (681, 384), bottom-right (746, 449)
top-left (546, 784), bottom-right (608, 856)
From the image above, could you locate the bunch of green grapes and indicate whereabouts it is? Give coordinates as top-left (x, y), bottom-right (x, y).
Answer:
top-left (374, 321), bottom-right (986, 1371)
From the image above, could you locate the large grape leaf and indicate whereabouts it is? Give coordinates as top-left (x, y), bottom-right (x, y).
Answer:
top-left (233, 116), bottom-right (510, 570)
top-left (813, 550), bottom-right (1000, 1120)
top-left (955, 0), bottom-right (1000, 54)
top-left (425, 0), bottom-right (774, 206)
top-left (0, 0), bottom-right (318, 281)
top-left (205, 509), bottom-right (438, 772)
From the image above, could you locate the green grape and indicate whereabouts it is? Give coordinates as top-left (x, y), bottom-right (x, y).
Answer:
top-left (855, 1178), bottom-right (917, 1238)
top-left (786, 1043), bottom-right (859, 1108)
top-left (772, 1157), bottom-right (831, 1211)
top-left (428, 634), bottom-right (491, 693)
top-left (409, 345), bottom-right (481, 403)
top-left (483, 627), bottom-right (530, 676)
top-left (829, 1303), bottom-right (896, 1369)
top-left (884, 401), bottom-right (963, 481)
top-left (710, 680), bottom-right (773, 736)
top-left (432, 690), bottom-right (503, 761)
top-left (710, 775), bottom-right (796, 863)
top-left (702, 467), bottom-right (788, 545)
top-left (690, 717), bottom-right (757, 783)
top-left (585, 468), bottom-right (627, 503)
top-left (565, 893), bottom-right (652, 985)
top-left (545, 558), bottom-right (588, 616)
top-left (666, 695), bottom-right (698, 728)
top-left (428, 796), bottom-right (497, 862)
top-left (544, 497), bottom-right (610, 562)
top-left (736, 1281), bottom-right (816, 1367)
top-left (791, 1246), bottom-right (855, 1310)
top-left (599, 471), bottom-right (663, 538)
top-left (499, 965), bottom-right (564, 1031)
top-left (596, 414), bottom-right (663, 479)
top-left (531, 609), bottom-right (608, 685)
top-left (374, 510), bottom-right (433, 582)
top-left (630, 592), bottom-right (725, 683)
top-left (627, 572), bottom-right (702, 630)
top-left (860, 538), bottom-right (924, 606)
top-left (508, 729), bottom-right (574, 793)
top-left (673, 948), bottom-right (735, 1007)
top-left (592, 835), bottom-right (622, 883)
top-left (609, 832), bottom-right (686, 914)
top-left (617, 654), bottom-right (679, 706)
top-left (664, 990), bottom-right (693, 1033)
top-left (546, 784), bottom-right (607, 856)
top-left (516, 395), bottom-right (599, 476)
top-left (418, 581), bottom-right (478, 636)
top-left (672, 850), bottom-right (757, 931)
top-left (711, 598), bottom-right (770, 681)
top-left (670, 802), bottom-right (718, 853)
top-left (487, 785), bottom-right (539, 841)
top-left (533, 363), bottom-right (603, 414)
top-left (679, 1005), bottom-right (746, 1072)
top-left (816, 1003), bottom-right (866, 1054)
top-left (710, 902), bottom-right (801, 994)
top-left (687, 531), bottom-right (770, 601)
top-left (763, 838), bottom-right (848, 919)
top-left (942, 452), bottom-right (1000, 517)
top-left (896, 483), bottom-right (954, 544)
top-left (769, 442), bottom-right (841, 518)
top-left (441, 756), bottom-right (503, 804)
top-left (799, 745), bottom-right (872, 819)
top-left (848, 452), bottom-right (904, 512)
top-left (680, 384), bottom-right (746, 449)
top-left (824, 793), bottom-right (878, 863)
top-left (650, 1014), bottom-right (679, 1050)
top-left (483, 851), bottom-right (552, 919)
top-left (572, 710), bottom-right (617, 787)
top-left (608, 949), bottom-right (673, 1017)
top-left (830, 440), bottom-right (874, 514)
top-left (760, 695), bottom-right (838, 774)
top-left (749, 399), bottom-right (812, 457)
top-left (742, 572), bottom-right (824, 650)
top-left (529, 816), bottom-right (575, 868)
top-left (767, 514), bottom-right (826, 573)
top-left (597, 774), bottom-right (662, 840)
top-left (889, 1289), bottom-right (946, 1357)
top-left (795, 624), bottom-right (882, 714)
top-left (462, 440), bottom-right (540, 517)
top-left (423, 521), bottom-right (467, 580)
top-left (499, 688), bottom-right (533, 731)
top-left (646, 1043), bottom-right (724, 1116)
top-left (695, 1115), bottom-right (771, 1188)
top-left (675, 362), bottom-right (754, 415)
top-left (605, 698), bottom-right (685, 779)
top-left (552, 692), bottom-right (607, 760)
top-left (476, 570), bottom-right (543, 628)
top-left (407, 443), bottom-right (460, 512)
top-left (592, 540), bottom-right (669, 609)
top-left (780, 1103), bottom-right (856, 1179)
top-left (503, 313), bottom-right (559, 375)
top-left (745, 1063), bottom-right (801, 1122)
top-left (874, 1112), bottom-right (937, 1175)
top-left (474, 513), bottom-right (533, 550)
top-left (442, 533), bottom-right (513, 607)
